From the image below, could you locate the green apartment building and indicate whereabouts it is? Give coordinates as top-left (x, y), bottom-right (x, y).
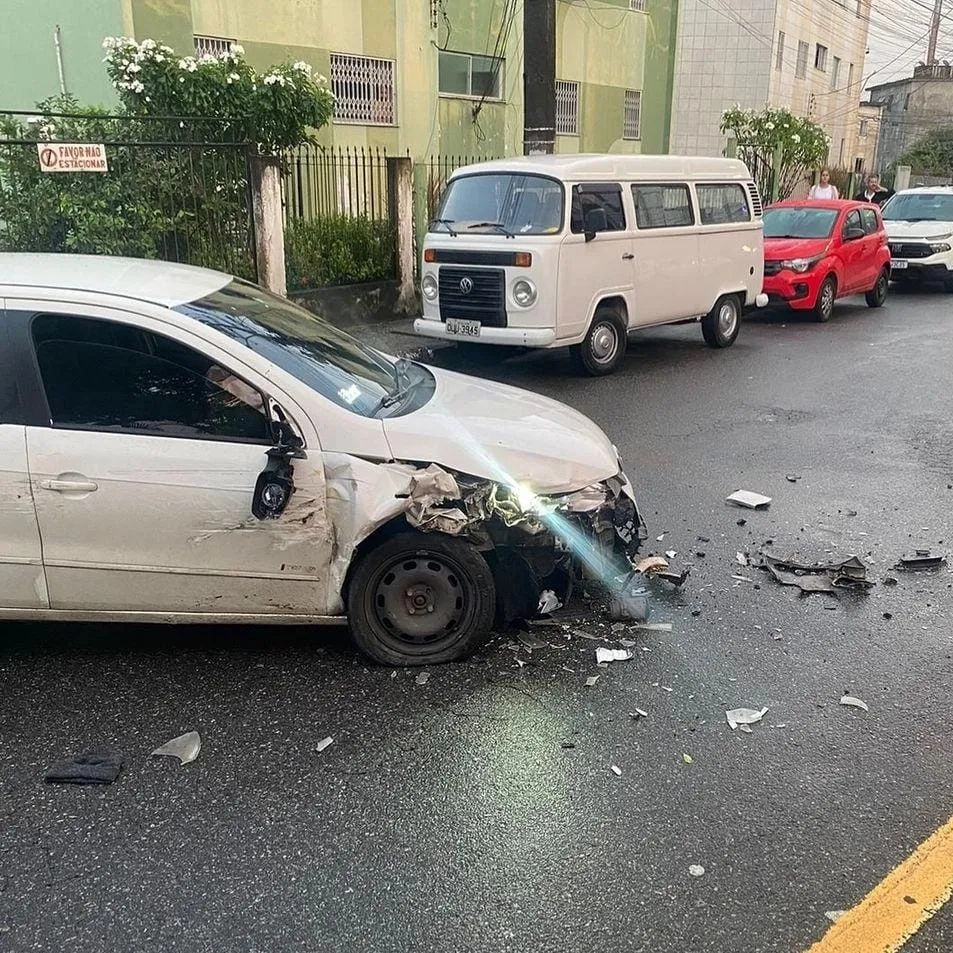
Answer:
top-left (2, 0), bottom-right (678, 158)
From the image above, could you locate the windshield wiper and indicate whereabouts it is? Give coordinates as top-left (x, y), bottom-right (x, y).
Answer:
top-left (466, 221), bottom-right (515, 238)
top-left (373, 359), bottom-right (426, 414)
top-left (430, 218), bottom-right (458, 237)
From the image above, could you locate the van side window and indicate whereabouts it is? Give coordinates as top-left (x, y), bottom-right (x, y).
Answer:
top-left (861, 207), bottom-right (879, 234)
top-left (631, 184), bottom-right (694, 229)
top-left (570, 184), bottom-right (627, 233)
top-left (696, 184), bottom-right (750, 225)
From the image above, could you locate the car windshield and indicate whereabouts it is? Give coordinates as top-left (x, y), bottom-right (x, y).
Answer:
top-left (433, 173), bottom-right (565, 236)
top-left (763, 207), bottom-right (838, 239)
top-left (881, 192), bottom-right (953, 222)
top-left (176, 280), bottom-right (433, 419)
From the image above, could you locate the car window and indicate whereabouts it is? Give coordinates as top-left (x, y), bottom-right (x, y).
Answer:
top-left (631, 184), bottom-right (694, 229)
top-left (570, 185), bottom-right (627, 233)
top-left (31, 314), bottom-right (271, 443)
top-left (861, 207), bottom-right (880, 235)
top-left (435, 173), bottom-right (565, 235)
top-left (696, 184), bottom-right (750, 225)
top-left (843, 210), bottom-right (863, 237)
top-left (763, 206), bottom-right (838, 238)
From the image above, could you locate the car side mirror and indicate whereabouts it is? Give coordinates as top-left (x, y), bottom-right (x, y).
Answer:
top-left (845, 226), bottom-right (865, 241)
top-left (584, 207), bottom-right (608, 242)
top-left (252, 414), bottom-right (305, 520)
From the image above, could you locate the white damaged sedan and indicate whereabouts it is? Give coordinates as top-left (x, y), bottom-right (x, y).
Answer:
top-left (0, 255), bottom-right (646, 665)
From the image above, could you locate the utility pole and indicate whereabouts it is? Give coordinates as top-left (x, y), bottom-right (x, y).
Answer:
top-left (927, 0), bottom-right (943, 65)
top-left (523, 0), bottom-right (556, 155)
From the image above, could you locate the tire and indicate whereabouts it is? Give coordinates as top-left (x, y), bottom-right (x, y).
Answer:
top-left (813, 275), bottom-right (837, 322)
top-left (347, 531), bottom-right (496, 666)
top-left (701, 294), bottom-right (742, 348)
top-left (866, 268), bottom-right (889, 308)
top-left (570, 306), bottom-right (627, 376)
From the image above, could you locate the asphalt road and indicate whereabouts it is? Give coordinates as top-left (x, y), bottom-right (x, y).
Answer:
top-left (2, 287), bottom-right (952, 953)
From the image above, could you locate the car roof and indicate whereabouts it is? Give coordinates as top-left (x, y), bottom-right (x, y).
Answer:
top-left (0, 253), bottom-right (233, 308)
top-left (894, 186), bottom-right (953, 195)
top-left (768, 199), bottom-right (867, 210)
top-left (450, 153), bottom-right (753, 182)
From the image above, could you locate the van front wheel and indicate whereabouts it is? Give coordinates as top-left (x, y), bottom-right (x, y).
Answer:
top-left (701, 294), bottom-right (741, 348)
top-left (571, 307), bottom-right (627, 376)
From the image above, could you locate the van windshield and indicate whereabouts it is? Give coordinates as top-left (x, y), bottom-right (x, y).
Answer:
top-left (881, 192), bottom-right (953, 222)
top-left (433, 173), bottom-right (565, 236)
top-left (763, 206), bottom-right (838, 239)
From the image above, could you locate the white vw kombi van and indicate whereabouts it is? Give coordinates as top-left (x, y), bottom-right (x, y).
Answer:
top-left (415, 155), bottom-right (768, 375)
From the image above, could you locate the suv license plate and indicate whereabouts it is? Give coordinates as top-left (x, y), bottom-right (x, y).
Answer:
top-left (892, 260), bottom-right (908, 269)
top-left (446, 318), bottom-right (481, 337)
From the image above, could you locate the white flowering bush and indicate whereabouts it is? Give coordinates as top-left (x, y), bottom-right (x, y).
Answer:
top-left (103, 37), bottom-right (334, 153)
top-left (720, 106), bottom-right (829, 200)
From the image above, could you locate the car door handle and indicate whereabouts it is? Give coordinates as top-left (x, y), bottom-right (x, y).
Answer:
top-left (40, 479), bottom-right (99, 493)
top-left (622, 253), bottom-right (635, 260)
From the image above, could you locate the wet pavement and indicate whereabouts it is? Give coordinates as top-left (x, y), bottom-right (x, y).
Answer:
top-left (2, 288), bottom-right (952, 952)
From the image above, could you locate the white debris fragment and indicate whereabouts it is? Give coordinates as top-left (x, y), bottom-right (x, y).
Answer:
top-left (316, 736), bottom-right (334, 753)
top-left (632, 708), bottom-right (649, 719)
top-left (657, 534), bottom-right (666, 541)
top-left (611, 765), bottom-right (623, 777)
top-left (726, 707), bottom-right (769, 730)
top-left (596, 647), bottom-right (633, 664)
top-left (665, 550), bottom-right (677, 560)
top-left (726, 490), bottom-right (772, 509)
top-left (631, 623), bottom-right (674, 632)
top-left (736, 552), bottom-right (749, 566)
top-left (415, 671), bottom-right (430, 686)
top-left (585, 675), bottom-right (601, 687)
top-left (662, 686), bottom-right (674, 693)
top-left (689, 864), bottom-right (706, 877)
top-left (573, 629), bottom-right (603, 641)
top-left (840, 695), bottom-right (869, 712)
top-left (825, 911), bottom-right (847, 923)
top-left (150, 731), bottom-right (201, 765)
top-left (538, 589), bottom-right (562, 614)
top-left (739, 724), bottom-right (753, 734)
top-left (634, 555), bottom-right (670, 575)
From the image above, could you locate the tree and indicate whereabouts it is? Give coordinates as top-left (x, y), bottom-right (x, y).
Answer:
top-left (897, 127), bottom-right (953, 177)
top-left (720, 107), bottom-right (830, 201)
top-left (102, 37), bottom-right (334, 154)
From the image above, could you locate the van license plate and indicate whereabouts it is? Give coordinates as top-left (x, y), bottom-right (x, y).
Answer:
top-left (446, 318), bottom-right (481, 337)
top-left (892, 260), bottom-right (908, 270)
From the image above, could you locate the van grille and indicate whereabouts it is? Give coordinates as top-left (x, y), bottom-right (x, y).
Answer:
top-left (747, 182), bottom-right (763, 218)
top-left (439, 267), bottom-right (507, 327)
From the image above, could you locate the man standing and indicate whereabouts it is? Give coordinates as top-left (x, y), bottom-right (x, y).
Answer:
top-left (854, 173), bottom-right (894, 205)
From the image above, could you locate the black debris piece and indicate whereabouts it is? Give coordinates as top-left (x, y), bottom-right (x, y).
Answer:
top-left (44, 747), bottom-right (123, 785)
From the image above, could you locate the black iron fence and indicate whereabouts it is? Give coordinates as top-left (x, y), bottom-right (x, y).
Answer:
top-left (282, 144), bottom-right (396, 291)
top-left (0, 110), bottom-right (257, 280)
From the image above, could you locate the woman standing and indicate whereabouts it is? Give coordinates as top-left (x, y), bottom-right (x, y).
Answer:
top-left (808, 168), bottom-right (839, 200)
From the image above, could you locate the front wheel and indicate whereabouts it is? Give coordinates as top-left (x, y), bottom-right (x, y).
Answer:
top-left (347, 531), bottom-right (496, 666)
top-left (866, 268), bottom-right (889, 308)
top-left (813, 275), bottom-right (837, 322)
top-left (570, 306), bottom-right (627, 376)
top-left (701, 294), bottom-right (741, 348)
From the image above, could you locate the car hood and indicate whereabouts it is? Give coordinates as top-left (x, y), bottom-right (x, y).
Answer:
top-left (381, 366), bottom-right (620, 494)
top-left (763, 237), bottom-right (830, 259)
top-left (883, 220), bottom-right (953, 240)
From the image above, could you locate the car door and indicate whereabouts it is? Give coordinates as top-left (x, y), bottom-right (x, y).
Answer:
top-left (15, 304), bottom-right (331, 617)
top-left (629, 183), bottom-right (703, 324)
top-left (839, 209), bottom-right (867, 294)
top-left (556, 183), bottom-right (635, 341)
top-left (0, 312), bottom-right (49, 609)
top-left (860, 206), bottom-right (884, 289)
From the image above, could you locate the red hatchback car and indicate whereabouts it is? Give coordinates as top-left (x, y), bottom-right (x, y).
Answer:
top-left (761, 200), bottom-right (892, 321)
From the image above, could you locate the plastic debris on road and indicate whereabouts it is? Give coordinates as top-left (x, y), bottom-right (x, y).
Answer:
top-left (585, 675), bottom-right (601, 687)
top-left (45, 747), bottom-right (124, 785)
top-left (611, 765), bottom-right (623, 776)
top-left (726, 707), bottom-right (768, 730)
top-left (736, 552), bottom-right (749, 566)
top-left (726, 490), bottom-right (772, 509)
top-left (825, 911), bottom-right (847, 923)
top-left (316, 737), bottom-right (334, 753)
top-left (683, 753), bottom-right (694, 764)
top-left (689, 865), bottom-right (706, 877)
top-left (415, 671), bottom-right (430, 686)
top-left (896, 550), bottom-right (948, 570)
top-left (665, 550), bottom-right (677, 560)
top-left (631, 622), bottom-right (673, 632)
top-left (760, 551), bottom-right (873, 593)
top-left (840, 695), bottom-right (869, 712)
top-left (596, 647), bottom-right (633, 664)
top-left (609, 573), bottom-right (650, 622)
top-left (151, 731), bottom-right (201, 765)
top-left (631, 708), bottom-right (649, 719)
top-left (538, 589), bottom-right (562, 614)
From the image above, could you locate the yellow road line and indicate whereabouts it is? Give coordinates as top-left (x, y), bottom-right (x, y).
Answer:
top-left (808, 813), bottom-right (953, 952)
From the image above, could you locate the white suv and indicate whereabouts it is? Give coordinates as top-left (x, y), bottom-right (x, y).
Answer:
top-left (881, 187), bottom-right (953, 290)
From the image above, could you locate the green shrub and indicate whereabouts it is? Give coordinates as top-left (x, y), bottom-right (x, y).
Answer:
top-left (285, 216), bottom-right (396, 289)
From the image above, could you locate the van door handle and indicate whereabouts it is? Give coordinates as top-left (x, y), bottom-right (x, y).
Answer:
top-left (40, 479), bottom-right (99, 493)
top-left (622, 253), bottom-right (635, 261)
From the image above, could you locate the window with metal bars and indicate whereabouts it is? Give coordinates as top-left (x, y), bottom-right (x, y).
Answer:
top-left (623, 90), bottom-right (642, 140)
top-left (556, 80), bottom-right (580, 136)
top-left (629, 0), bottom-right (647, 10)
top-left (330, 53), bottom-right (397, 125)
top-left (194, 35), bottom-right (235, 58)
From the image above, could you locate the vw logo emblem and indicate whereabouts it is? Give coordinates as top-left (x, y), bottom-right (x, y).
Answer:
top-left (459, 277), bottom-right (474, 295)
